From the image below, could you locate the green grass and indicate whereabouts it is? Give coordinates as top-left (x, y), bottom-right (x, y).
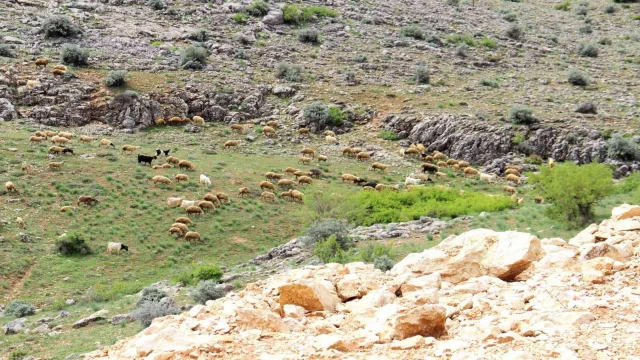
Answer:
top-left (445, 33), bottom-right (476, 47)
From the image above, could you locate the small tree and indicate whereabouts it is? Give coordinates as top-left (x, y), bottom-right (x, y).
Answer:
top-left (414, 66), bottom-right (429, 84)
top-left (567, 69), bottom-right (589, 86)
top-left (530, 163), bottom-right (614, 226)
top-left (303, 102), bottom-right (330, 126)
top-left (191, 264), bottom-right (223, 282)
top-left (104, 70), bottom-right (127, 87)
top-left (607, 134), bottom-right (638, 161)
top-left (41, 16), bottom-right (82, 38)
top-left (191, 280), bottom-right (225, 304)
top-left (180, 45), bottom-right (208, 70)
top-left (509, 105), bottom-right (538, 124)
top-left (4, 300), bottom-right (36, 318)
top-left (55, 232), bottom-right (91, 255)
top-left (61, 45), bottom-right (89, 66)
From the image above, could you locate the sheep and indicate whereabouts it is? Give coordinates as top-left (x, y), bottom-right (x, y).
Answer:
top-left (480, 173), bottom-right (497, 183)
top-left (60, 206), bottom-right (76, 212)
top-left (266, 120), bottom-right (278, 128)
top-left (152, 175), bottom-right (172, 186)
top-left (284, 167), bottom-right (299, 175)
top-left (504, 168), bottom-right (521, 177)
top-left (192, 116), bottom-right (205, 125)
top-left (433, 151), bottom-right (447, 160)
top-left (203, 193), bottom-right (221, 206)
top-left (77, 196), bottom-right (99, 206)
top-left (216, 192), bottom-right (230, 203)
top-left (121, 145), bottom-right (141, 154)
top-left (21, 163), bottom-right (34, 174)
top-left (35, 131), bottom-right (47, 138)
top-left (416, 144), bottom-right (425, 153)
top-left (342, 147), bottom-right (353, 156)
top-left (262, 126), bottom-right (276, 137)
top-left (362, 181), bottom-right (378, 189)
top-left (178, 160), bottom-right (195, 171)
top-left (301, 148), bottom-right (316, 158)
top-left (503, 186), bottom-right (517, 195)
top-left (298, 176), bottom-right (313, 185)
top-left (437, 161), bottom-right (448, 168)
top-left (362, 186), bottom-right (375, 191)
top-left (266, 172), bottom-right (284, 180)
top-left (261, 191), bottom-right (276, 202)
top-left (421, 154), bottom-right (434, 162)
top-left (405, 177), bottom-right (422, 186)
top-left (185, 231), bottom-right (201, 244)
top-left (505, 174), bottom-right (521, 184)
top-left (534, 196), bottom-right (545, 204)
top-left (138, 154), bottom-right (157, 166)
top-left (371, 162), bottom-right (390, 172)
top-left (180, 200), bottom-right (199, 209)
top-left (325, 136), bottom-right (337, 143)
top-left (548, 158), bottom-right (555, 169)
top-left (309, 169), bottom-right (322, 178)
top-left (324, 130), bottom-right (336, 137)
top-left (171, 223), bottom-right (189, 233)
top-left (153, 165), bottom-right (162, 170)
top-left (58, 132), bottom-right (73, 140)
top-left (298, 128), bottom-right (310, 135)
top-left (293, 171), bottom-right (311, 178)
top-left (169, 227), bottom-right (184, 237)
top-left (356, 152), bottom-right (371, 162)
top-left (199, 174), bottom-right (211, 186)
top-left (16, 217), bottom-right (26, 229)
top-left (48, 161), bottom-right (64, 169)
top-left (52, 69), bottom-right (66, 77)
top-left (260, 181), bottom-right (275, 191)
top-left (404, 148), bottom-right (421, 157)
top-left (155, 118), bottom-right (166, 125)
top-left (446, 159), bottom-right (459, 166)
top-left (457, 161), bottom-right (470, 168)
top-left (166, 156), bottom-right (180, 164)
top-left (452, 164), bottom-right (460, 172)
top-left (198, 201), bottom-right (216, 212)
top-left (317, 155), bottom-right (328, 162)
top-left (291, 190), bottom-right (305, 202)
top-left (435, 172), bottom-right (447, 179)
top-left (35, 58), bottom-right (49, 68)
top-left (186, 206), bottom-right (204, 217)
top-left (29, 136), bottom-right (46, 143)
top-left (341, 174), bottom-right (360, 183)
top-left (45, 131), bottom-right (57, 138)
top-left (168, 116), bottom-right (183, 125)
top-left (231, 124), bottom-right (245, 133)
top-left (505, 165), bottom-right (520, 171)
top-left (99, 139), bottom-right (115, 148)
top-left (48, 146), bottom-right (70, 155)
top-left (280, 190), bottom-right (293, 200)
top-left (162, 164), bottom-right (172, 169)
top-left (422, 163), bottom-right (439, 173)
top-left (298, 156), bottom-right (312, 165)
top-left (167, 196), bottom-right (185, 208)
top-left (278, 179), bottom-right (296, 188)
top-left (175, 217), bottom-right (193, 225)
top-left (463, 167), bottom-right (479, 177)
top-left (80, 136), bottom-right (95, 143)
top-left (375, 184), bottom-right (399, 192)
top-left (174, 174), bottom-right (190, 183)
top-left (106, 242), bottom-right (129, 254)
top-left (5, 181), bottom-right (17, 193)
top-left (51, 136), bottom-right (70, 145)
top-left (238, 187), bottom-right (251, 197)
top-left (53, 64), bottom-right (67, 72)
top-left (224, 140), bottom-right (241, 150)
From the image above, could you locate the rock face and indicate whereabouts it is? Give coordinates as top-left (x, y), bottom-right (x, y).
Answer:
top-left (72, 310), bottom-right (109, 329)
top-left (3, 318), bottom-right (26, 335)
top-left (85, 205), bottom-right (640, 359)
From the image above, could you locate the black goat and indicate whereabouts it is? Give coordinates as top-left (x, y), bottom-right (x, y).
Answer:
top-left (62, 148), bottom-right (74, 155)
top-left (362, 181), bottom-right (378, 188)
top-left (137, 154), bottom-right (157, 166)
top-left (155, 149), bottom-right (162, 157)
top-left (162, 149), bottom-right (170, 156)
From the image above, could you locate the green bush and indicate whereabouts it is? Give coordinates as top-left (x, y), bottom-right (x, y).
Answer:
top-left (616, 172), bottom-right (640, 193)
top-left (414, 66), bottom-right (430, 84)
top-left (132, 299), bottom-right (178, 328)
top-left (282, 4), bottom-right (302, 23)
top-left (8, 350), bottom-right (29, 360)
top-left (575, 4), bottom-right (588, 15)
top-left (61, 45), bottom-right (89, 66)
top-left (4, 300), bottom-right (36, 318)
top-left (354, 54), bottom-right (367, 63)
top-left (555, 0), bottom-right (571, 10)
top-left (400, 25), bottom-right (424, 40)
top-left (607, 134), bottom-right (638, 161)
top-left (180, 45), bottom-right (208, 70)
top-left (298, 28), bottom-right (319, 43)
top-left (479, 78), bottom-right (499, 88)
top-left (357, 242), bottom-right (393, 263)
top-left (604, 4), bottom-right (617, 13)
top-left (0, 45), bottom-right (15, 58)
top-left (509, 105), bottom-right (538, 124)
top-left (188, 29), bottom-right (208, 42)
top-left (567, 69), bottom-right (589, 86)
top-left (303, 102), bottom-right (330, 126)
top-left (314, 235), bottom-right (355, 263)
top-left (505, 24), bottom-right (523, 40)
top-left (275, 63), bottom-right (303, 82)
top-left (530, 163), bottom-right (614, 226)
top-left (480, 36), bottom-right (497, 48)
top-left (455, 44), bottom-right (469, 57)
top-left (579, 24), bottom-right (593, 34)
top-left (303, 218), bottom-right (352, 248)
top-left (283, 4), bottom-right (338, 24)
top-left (137, 287), bottom-right (167, 307)
top-left (246, 1), bottom-right (269, 16)
top-left (147, 0), bottom-right (166, 10)
top-left (55, 232), bottom-right (91, 255)
top-left (232, 13), bottom-right (250, 23)
top-left (598, 37), bottom-right (612, 45)
top-left (328, 106), bottom-right (347, 126)
top-left (191, 264), bottom-right (223, 282)
top-left (345, 186), bottom-right (514, 226)
top-left (104, 70), bottom-right (127, 87)
top-left (578, 43), bottom-right (599, 57)
top-left (41, 16), bottom-right (82, 38)
top-left (191, 280), bottom-right (225, 304)
top-left (502, 12), bottom-right (517, 22)
top-left (378, 130), bottom-right (399, 141)
top-left (445, 33), bottom-right (476, 46)
top-left (373, 255), bottom-right (395, 271)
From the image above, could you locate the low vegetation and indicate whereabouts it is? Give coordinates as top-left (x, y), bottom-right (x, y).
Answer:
top-left (41, 16), bottom-right (82, 38)
top-left (180, 45), bottom-right (208, 70)
top-left (61, 45), bottom-right (89, 66)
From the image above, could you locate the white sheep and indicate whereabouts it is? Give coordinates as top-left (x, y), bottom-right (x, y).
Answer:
top-left (404, 176), bottom-right (422, 186)
top-left (480, 173), bottom-right (497, 183)
top-left (180, 200), bottom-right (199, 209)
top-left (199, 174), bottom-right (211, 186)
top-left (106, 242), bottom-right (129, 254)
top-left (167, 196), bottom-right (185, 208)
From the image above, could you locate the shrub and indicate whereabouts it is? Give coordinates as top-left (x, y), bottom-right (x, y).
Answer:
top-left (191, 280), bottom-right (225, 304)
top-left (555, 0), bottom-right (571, 10)
top-left (357, 242), bottom-right (393, 263)
top-left (604, 4), bottom-right (617, 13)
top-left (132, 299), bottom-right (178, 328)
top-left (524, 154), bottom-right (544, 165)
top-left (302, 218), bottom-right (352, 248)
top-left (598, 37), bottom-right (612, 45)
top-left (147, 0), bottom-right (166, 10)
top-left (343, 70), bottom-right (356, 84)
top-left (313, 235), bottom-right (355, 263)
top-left (282, 4), bottom-right (302, 24)
top-left (400, 25), bottom-right (424, 40)
top-left (275, 62), bottom-right (303, 82)
top-left (246, 1), bottom-right (269, 16)
top-left (579, 24), bottom-right (593, 34)
top-left (303, 101), bottom-right (330, 126)
top-left (505, 24), bottom-right (523, 40)
top-left (576, 101), bottom-right (597, 114)
top-left (188, 29), bottom-right (208, 42)
top-left (530, 163), bottom-right (614, 226)
top-left (328, 106), bottom-right (347, 126)
top-left (354, 54), bottom-right (367, 63)
top-left (480, 36), bottom-right (497, 48)
top-left (378, 130), bottom-right (399, 141)
top-left (578, 43), bottom-right (599, 57)
top-left (283, 4), bottom-right (337, 24)
top-left (4, 300), bottom-right (36, 318)
top-left (567, 69), bottom-right (589, 86)
top-left (232, 13), bottom-right (250, 23)
top-left (61, 45), bottom-right (89, 66)
top-left (455, 44), bottom-right (469, 57)
top-left (414, 66), bottom-right (430, 84)
top-left (502, 12), bottom-right (517, 22)
top-left (104, 70), bottom-right (127, 87)
top-left (567, 132), bottom-right (580, 144)
top-left (41, 16), bottom-right (82, 38)
top-left (234, 48), bottom-right (249, 59)
top-left (575, 4), bottom-right (588, 15)
top-left (55, 232), bottom-right (91, 255)
top-left (445, 33), bottom-right (476, 46)
top-left (0, 45), bottom-right (15, 58)
top-left (8, 350), bottom-right (30, 360)
top-left (137, 286), bottom-right (167, 307)
top-left (617, 172), bottom-right (640, 193)
top-left (479, 78), bottom-right (499, 88)
top-left (191, 264), bottom-right (223, 282)
top-left (607, 134), bottom-right (638, 161)
top-left (509, 105), bottom-right (538, 124)
top-left (298, 28), bottom-right (319, 43)
top-left (180, 45), bottom-right (208, 70)
top-left (373, 255), bottom-right (395, 271)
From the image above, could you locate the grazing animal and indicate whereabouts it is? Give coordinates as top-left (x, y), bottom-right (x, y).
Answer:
top-left (301, 148), bottom-right (316, 158)
top-left (16, 217), bottom-right (26, 229)
top-left (260, 181), bottom-right (275, 191)
top-left (463, 167), bottom-right (479, 177)
top-left (503, 186), bottom-right (517, 195)
top-left (21, 163), bottom-right (34, 174)
top-left (262, 126), bottom-right (276, 137)
top-left (185, 231), bottom-right (201, 244)
top-left (174, 174), bottom-right (190, 183)
top-left (162, 163), bottom-right (172, 169)
top-left (30, 136), bottom-right (46, 143)
top-left (318, 155), bottom-right (328, 162)
top-left (171, 223), bottom-right (189, 233)
top-left (58, 132), bottom-right (73, 140)
top-left (433, 151), bottom-right (447, 160)
top-left (80, 136), bottom-right (95, 143)
top-left (405, 177), bottom-right (422, 186)
top-left (180, 200), bottom-right (199, 210)
top-left (266, 172), bottom-right (284, 180)
top-left (452, 164), bottom-right (460, 172)
top-left (280, 190), bottom-right (293, 200)
top-left (362, 181), bottom-right (378, 189)
top-left (77, 196), bottom-right (99, 206)
top-left (266, 121), bottom-right (278, 128)
top-left (175, 217), bottom-right (193, 225)
top-left (341, 174), bottom-right (360, 183)
top-left (505, 168), bottom-right (521, 177)
top-left (99, 139), bottom-right (115, 148)
top-left (198, 201), bottom-right (215, 212)
top-left (290, 190), bottom-right (305, 202)
top-left (35, 131), bottom-right (47, 138)
top-left (404, 147), bottom-right (421, 157)
top-left (121, 145), bottom-right (141, 154)
top-left (53, 65), bottom-right (67, 72)
top-left (167, 196), bottom-right (185, 208)
top-left (342, 147), bottom-right (353, 156)
top-left (261, 191), bottom-right (276, 202)
top-left (34, 58), bottom-right (49, 68)
top-left (178, 160), bottom-right (195, 171)
top-left (151, 175), bottom-right (172, 186)
top-left (52, 69), bottom-right (66, 77)
top-left (309, 169), bottom-right (322, 178)
top-left (534, 196), bottom-right (545, 204)
top-left (166, 156), bottom-right (180, 164)
top-left (356, 152), bottom-right (371, 161)
top-left (480, 173), bottom-right (497, 183)
top-left (155, 149), bottom-right (162, 157)
top-left (49, 146), bottom-right (66, 155)
top-left (51, 136), bottom-right (70, 145)
top-left (137, 154), bottom-right (157, 166)
top-left (298, 128), bottom-right (310, 135)
top-left (169, 227), bottom-right (184, 237)
top-left (324, 130), bottom-right (336, 137)
top-left (371, 162), bottom-right (390, 172)
top-left (548, 158), bottom-right (555, 168)
top-left (162, 149), bottom-right (171, 156)
top-left (505, 174), bottom-right (521, 184)
top-left (446, 159), bottom-right (459, 166)
top-left (48, 161), bottom-right (64, 169)
top-left (199, 174), bottom-right (211, 186)
top-left (363, 186), bottom-right (375, 191)
top-left (224, 140), bottom-right (241, 150)
top-left (216, 192), bottom-right (230, 203)
top-left (298, 176), bottom-right (313, 185)
top-left (60, 206), bottom-right (76, 212)
top-left (325, 136), bottom-right (337, 143)
top-left (152, 165), bottom-right (162, 170)
top-left (45, 131), bottom-right (57, 138)
top-left (186, 206), bottom-right (204, 217)
top-left (437, 161), bottom-right (448, 168)
top-left (192, 116), bottom-right (205, 125)
top-left (435, 172), bottom-right (447, 179)
top-left (231, 124), bottom-right (245, 133)
top-left (422, 163), bottom-right (439, 173)
top-left (238, 187), bottom-right (251, 197)
top-left (278, 179), bottom-right (296, 189)
top-left (298, 156), bottom-right (312, 165)
top-left (106, 242), bottom-right (129, 254)
top-left (155, 118), bottom-right (166, 125)
top-left (457, 161), bottom-right (470, 168)
top-left (284, 167), bottom-right (299, 174)
top-left (203, 193), bottom-right (220, 205)
top-left (293, 171), bottom-right (311, 178)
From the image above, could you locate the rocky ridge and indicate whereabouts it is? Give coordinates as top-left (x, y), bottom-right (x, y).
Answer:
top-left (84, 204), bottom-right (640, 359)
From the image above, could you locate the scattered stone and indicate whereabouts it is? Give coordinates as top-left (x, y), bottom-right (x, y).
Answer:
top-left (72, 310), bottom-right (108, 329)
top-left (3, 318), bottom-right (26, 335)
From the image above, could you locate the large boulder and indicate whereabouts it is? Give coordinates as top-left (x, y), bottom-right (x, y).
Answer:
top-left (72, 310), bottom-right (109, 329)
top-left (369, 304), bottom-right (447, 342)
top-left (262, 10), bottom-right (284, 25)
top-left (278, 279), bottom-right (342, 312)
top-left (3, 318), bottom-right (26, 335)
top-left (235, 308), bottom-right (290, 332)
top-left (611, 204), bottom-right (640, 221)
top-left (106, 92), bottom-right (163, 130)
top-left (391, 229), bottom-right (542, 284)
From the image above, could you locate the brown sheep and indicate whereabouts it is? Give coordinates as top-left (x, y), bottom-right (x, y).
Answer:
top-left (309, 169), bottom-right (322, 178)
top-left (53, 65), bottom-right (67, 71)
top-left (371, 162), bottom-right (390, 172)
top-left (192, 116), bottom-right (205, 125)
top-left (48, 161), bottom-right (64, 169)
top-left (60, 206), bottom-right (76, 212)
top-left (505, 165), bottom-right (521, 171)
top-left (30, 136), bottom-right (46, 143)
top-left (446, 159), bottom-right (459, 166)
top-left (356, 152), bottom-right (371, 161)
top-left (155, 117), bottom-right (166, 125)
top-left (17, 217), bottom-right (26, 229)
top-left (421, 163), bottom-right (439, 173)
top-left (80, 136), bottom-right (95, 143)
top-left (318, 155), bottom-right (328, 162)
top-left (238, 187), bottom-right (251, 197)
top-left (198, 201), bottom-right (216, 212)
top-left (121, 145), bottom-right (141, 154)
top-left (77, 196), bottom-right (99, 206)
top-left (503, 186), bottom-right (517, 195)
top-left (260, 181), bottom-right (276, 191)
top-left (452, 164), bottom-right (460, 172)
top-left (350, 148), bottom-right (363, 155)
top-left (261, 191), bottom-right (276, 202)
top-left (152, 165), bottom-right (162, 170)
top-left (51, 136), bottom-right (70, 145)
top-left (435, 172), bottom-right (447, 179)
top-left (224, 140), bottom-right (241, 150)
top-left (58, 132), bottom-right (73, 140)
top-left (298, 176), bottom-right (313, 185)
top-left (152, 175), bottom-right (172, 186)
top-left (284, 167), bottom-right (299, 174)
top-left (324, 130), bottom-right (336, 137)
top-left (301, 148), bottom-right (316, 158)
top-left (162, 164), bottom-right (172, 169)
top-left (437, 161), bottom-right (448, 168)
top-left (52, 69), bottom-right (66, 77)
top-left (185, 231), bottom-right (201, 244)
top-left (463, 167), bottom-right (479, 177)
top-left (548, 158), bottom-right (555, 169)
top-left (505, 174), bottom-right (521, 184)
top-left (433, 151), bottom-right (447, 160)
top-left (262, 126), bottom-right (276, 137)
top-left (175, 217), bottom-right (193, 225)
top-left (291, 190), bottom-right (305, 202)
top-left (166, 156), bottom-right (180, 164)
top-left (178, 160), bottom-right (195, 171)
top-left (35, 131), bottom-right (47, 138)
top-left (5, 181), bottom-right (18, 193)
top-left (186, 206), bottom-right (204, 217)
top-left (168, 116), bottom-right (183, 125)
top-left (534, 196), bottom-right (545, 204)
top-left (342, 147), bottom-right (353, 156)
top-left (362, 186), bottom-right (375, 191)
top-left (404, 148), bottom-right (421, 157)
top-left (266, 172), bottom-right (284, 180)
top-left (505, 168), bottom-right (521, 177)
top-left (293, 171), bottom-right (311, 178)
top-left (422, 155), bottom-right (434, 162)
top-left (203, 193), bottom-right (220, 205)
top-left (35, 58), bottom-right (49, 68)
top-left (48, 146), bottom-right (67, 155)
top-left (174, 174), bottom-right (189, 183)
top-left (416, 143), bottom-right (425, 153)
top-left (171, 223), bottom-right (189, 233)
top-left (99, 139), bottom-right (115, 148)
top-left (45, 131), bottom-right (57, 138)
top-left (298, 128), bottom-right (310, 135)
top-left (298, 156), bottom-right (312, 165)
top-left (341, 174), bottom-right (358, 183)
top-left (169, 227), bottom-right (184, 237)
top-left (280, 190), bottom-right (293, 200)
top-left (278, 179), bottom-right (296, 189)
top-left (231, 124), bottom-right (245, 133)
top-left (216, 192), bottom-right (230, 203)
top-left (266, 120), bottom-right (278, 128)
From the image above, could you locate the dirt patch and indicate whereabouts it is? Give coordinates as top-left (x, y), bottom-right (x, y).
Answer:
top-left (232, 236), bottom-right (249, 244)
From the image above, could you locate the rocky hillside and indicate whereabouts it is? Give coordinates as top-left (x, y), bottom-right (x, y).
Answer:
top-left (84, 204), bottom-right (640, 359)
